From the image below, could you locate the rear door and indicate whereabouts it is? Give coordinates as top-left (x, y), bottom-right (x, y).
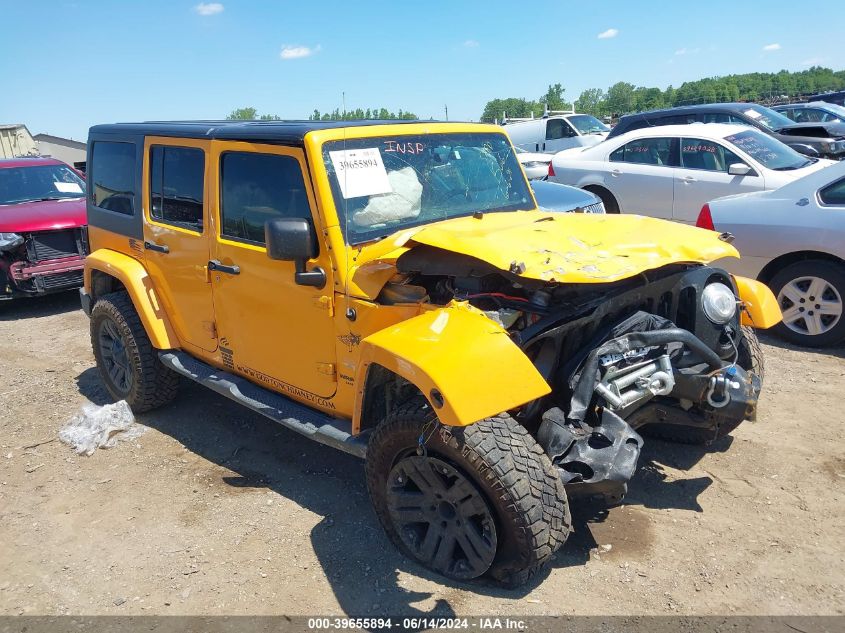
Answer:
top-left (605, 137), bottom-right (676, 219)
top-left (141, 137), bottom-right (216, 353)
top-left (673, 137), bottom-right (763, 223)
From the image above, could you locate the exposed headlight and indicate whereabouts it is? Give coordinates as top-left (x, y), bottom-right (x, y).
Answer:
top-left (702, 282), bottom-right (738, 324)
top-left (0, 233), bottom-right (23, 251)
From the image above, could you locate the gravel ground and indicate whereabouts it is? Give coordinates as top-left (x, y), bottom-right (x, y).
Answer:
top-left (1, 292), bottom-right (843, 616)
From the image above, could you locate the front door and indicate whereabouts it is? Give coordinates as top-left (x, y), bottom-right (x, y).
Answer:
top-left (142, 137), bottom-right (217, 353)
top-left (208, 141), bottom-right (338, 402)
top-left (673, 137), bottom-right (762, 223)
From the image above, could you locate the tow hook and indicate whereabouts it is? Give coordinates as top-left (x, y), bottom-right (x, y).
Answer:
top-left (706, 367), bottom-right (740, 409)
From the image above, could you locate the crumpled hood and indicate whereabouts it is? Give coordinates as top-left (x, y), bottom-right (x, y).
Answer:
top-left (401, 211), bottom-right (738, 283)
top-left (0, 198), bottom-right (86, 232)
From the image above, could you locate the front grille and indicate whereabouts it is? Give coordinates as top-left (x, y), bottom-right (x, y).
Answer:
top-left (26, 229), bottom-right (83, 261)
top-left (35, 270), bottom-right (84, 291)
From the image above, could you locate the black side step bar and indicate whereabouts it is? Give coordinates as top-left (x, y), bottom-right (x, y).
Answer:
top-left (159, 351), bottom-right (367, 458)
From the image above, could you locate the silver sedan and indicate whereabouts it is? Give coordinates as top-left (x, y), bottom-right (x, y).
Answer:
top-left (704, 161), bottom-right (845, 347)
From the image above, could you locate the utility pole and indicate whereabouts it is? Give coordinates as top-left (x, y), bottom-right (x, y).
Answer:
top-left (444, 104), bottom-right (448, 121)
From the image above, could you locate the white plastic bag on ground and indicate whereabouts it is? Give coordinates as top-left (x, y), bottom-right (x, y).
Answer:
top-left (58, 400), bottom-right (145, 456)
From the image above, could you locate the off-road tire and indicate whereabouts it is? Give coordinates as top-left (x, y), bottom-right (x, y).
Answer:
top-left (365, 398), bottom-right (571, 587)
top-left (641, 326), bottom-right (763, 445)
top-left (90, 291), bottom-right (180, 413)
top-left (769, 259), bottom-right (845, 348)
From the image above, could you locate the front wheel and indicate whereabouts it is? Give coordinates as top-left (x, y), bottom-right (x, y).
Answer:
top-left (365, 399), bottom-right (571, 586)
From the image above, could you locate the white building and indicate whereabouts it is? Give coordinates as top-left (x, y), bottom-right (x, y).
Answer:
top-left (0, 124), bottom-right (38, 158)
top-left (34, 133), bottom-right (87, 167)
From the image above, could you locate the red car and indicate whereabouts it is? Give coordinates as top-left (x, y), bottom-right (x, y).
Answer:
top-left (0, 157), bottom-right (88, 300)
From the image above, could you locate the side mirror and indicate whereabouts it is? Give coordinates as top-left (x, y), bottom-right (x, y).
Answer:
top-left (265, 218), bottom-right (326, 288)
top-left (728, 163), bottom-right (753, 176)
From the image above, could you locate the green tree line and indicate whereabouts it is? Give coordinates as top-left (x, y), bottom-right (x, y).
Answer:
top-left (481, 67), bottom-right (845, 122)
top-left (226, 106), bottom-right (418, 121)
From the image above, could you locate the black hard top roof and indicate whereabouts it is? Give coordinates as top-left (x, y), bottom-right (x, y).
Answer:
top-left (88, 119), bottom-right (441, 145)
top-left (620, 103), bottom-right (765, 120)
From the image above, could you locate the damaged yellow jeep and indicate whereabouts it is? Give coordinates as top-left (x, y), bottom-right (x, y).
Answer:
top-left (81, 120), bottom-right (781, 586)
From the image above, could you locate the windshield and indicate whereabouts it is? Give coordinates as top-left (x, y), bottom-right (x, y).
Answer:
top-left (822, 103), bottom-right (845, 119)
top-left (0, 164), bottom-right (86, 205)
top-left (322, 133), bottom-right (534, 244)
top-left (724, 129), bottom-right (813, 171)
top-left (568, 114), bottom-right (610, 135)
top-left (742, 105), bottom-right (796, 131)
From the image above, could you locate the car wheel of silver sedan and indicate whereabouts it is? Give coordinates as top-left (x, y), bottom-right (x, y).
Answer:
top-left (770, 260), bottom-right (845, 348)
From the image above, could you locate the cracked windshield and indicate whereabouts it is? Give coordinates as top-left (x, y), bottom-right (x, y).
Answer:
top-left (322, 132), bottom-right (534, 244)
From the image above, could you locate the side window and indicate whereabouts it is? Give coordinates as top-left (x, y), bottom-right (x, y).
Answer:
top-left (681, 138), bottom-right (742, 172)
top-left (149, 146), bottom-right (205, 230)
top-left (220, 152), bottom-right (312, 245)
top-left (661, 114), bottom-right (696, 125)
top-left (703, 113), bottom-right (732, 124)
top-left (546, 119), bottom-right (572, 140)
top-left (819, 177), bottom-right (845, 205)
top-left (91, 141), bottom-right (136, 215)
top-left (610, 138), bottom-right (673, 166)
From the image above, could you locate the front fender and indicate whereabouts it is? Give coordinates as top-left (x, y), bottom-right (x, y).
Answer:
top-left (353, 304), bottom-right (551, 428)
top-left (84, 249), bottom-right (179, 349)
top-left (734, 275), bottom-right (782, 329)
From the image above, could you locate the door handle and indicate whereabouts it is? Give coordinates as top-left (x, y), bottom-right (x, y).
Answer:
top-left (144, 240), bottom-right (169, 254)
top-left (683, 175), bottom-right (696, 183)
top-left (611, 169), bottom-right (622, 177)
top-left (208, 260), bottom-right (240, 275)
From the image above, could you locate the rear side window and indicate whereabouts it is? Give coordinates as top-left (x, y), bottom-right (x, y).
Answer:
top-left (610, 138), bottom-right (674, 166)
top-left (150, 146), bottom-right (205, 230)
top-left (220, 152), bottom-right (312, 245)
top-left (91, 141), bottom-right (136, 215)
top-left (681, 138), bottom-right (742, 172)
top-left (819, 177), bottom-right (845, 205)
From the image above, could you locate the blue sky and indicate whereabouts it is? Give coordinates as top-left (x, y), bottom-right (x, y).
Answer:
top-left (2, 0), bottom-right (842, 140)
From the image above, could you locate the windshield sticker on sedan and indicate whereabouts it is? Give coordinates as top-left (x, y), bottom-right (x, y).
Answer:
top-left (329, 148), bottom-right (392, 199)
top-left (54, 182), bottom-right (83, 193)
top-left (744, 109), bottom-right (763, 119)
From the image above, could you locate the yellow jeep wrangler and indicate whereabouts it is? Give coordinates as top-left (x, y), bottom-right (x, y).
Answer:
top-left (80, 120), bottom-right (781, 586)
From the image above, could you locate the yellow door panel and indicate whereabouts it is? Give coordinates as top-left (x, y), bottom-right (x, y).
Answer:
top-left (141, 137), bottom-right (216, 353)
top-left (208, 141), bottom-right (338, 402)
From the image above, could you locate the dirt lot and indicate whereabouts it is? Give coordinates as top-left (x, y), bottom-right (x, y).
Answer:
top-left (1, 292), bottom-right (843, 617)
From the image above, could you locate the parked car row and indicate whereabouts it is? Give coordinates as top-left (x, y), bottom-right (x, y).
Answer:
top-left (526, 101), bottom-right (845, 347)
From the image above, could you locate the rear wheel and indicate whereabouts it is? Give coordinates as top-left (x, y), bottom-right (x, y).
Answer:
top-left (583, 185), bottom-right (619, 214)
top-left (769, 260), bottom-right (845, 348)
top-left (90, 291), bottom-right (180, 412)
top-left (641, 326), bottom-right (763, 445)
top-left (365, 399), bottom-right (570, 586)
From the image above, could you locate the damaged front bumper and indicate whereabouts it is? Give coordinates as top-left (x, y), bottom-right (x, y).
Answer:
top-left (2, 255), bottom-right (85, 298)
top-left (536, 311), bottom-right (762, 504)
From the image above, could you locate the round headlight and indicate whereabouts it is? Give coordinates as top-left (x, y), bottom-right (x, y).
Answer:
top-left (702, 282), bottom-right (737, 324)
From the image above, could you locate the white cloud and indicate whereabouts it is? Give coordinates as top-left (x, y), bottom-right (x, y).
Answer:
top-left (762, 43), bottom-right (781, 51)
top-left (280, 44), bottom-right (321, 60)
top-left (675, 48), bottom-right (687, 56)
top-left (463, 39), bottom-right (479, 48)
top-left (597, 28), bottom-right (618, 39)
top-left (674, 47), bottom-right (700, 56)
top-left (801, 57), bottom-right (826, 66)
top-left (194, 2), bottom-right (223, 16)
